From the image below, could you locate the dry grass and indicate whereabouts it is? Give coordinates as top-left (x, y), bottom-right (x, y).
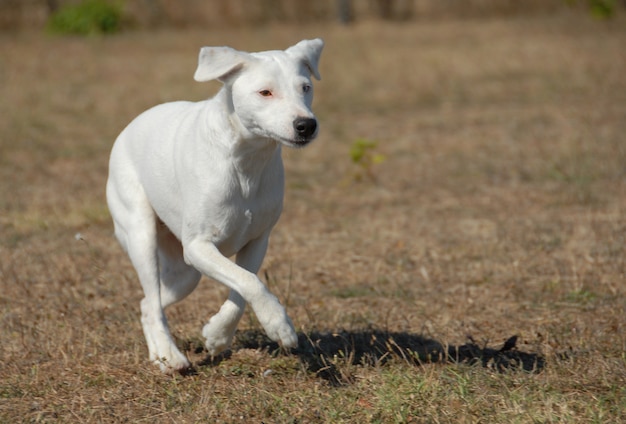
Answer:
top-left (1, 10), bottom-right (625, 423)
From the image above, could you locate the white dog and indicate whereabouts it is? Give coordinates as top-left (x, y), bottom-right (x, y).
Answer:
top-left (106, 39), bottom-right (324, 373)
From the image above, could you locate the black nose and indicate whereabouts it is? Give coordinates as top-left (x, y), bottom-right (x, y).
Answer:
top-left (293, 117), bottom-right (317, 139)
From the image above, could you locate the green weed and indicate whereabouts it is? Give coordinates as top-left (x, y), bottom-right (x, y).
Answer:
top-left (349, 138), bottom-right (386, 182)
top-left (47, 0), bottom-right (123, 35)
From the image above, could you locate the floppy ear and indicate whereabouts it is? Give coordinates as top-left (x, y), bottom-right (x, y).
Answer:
top-left (285, 38), bottom-right (324, 81)
top-left (194, 46), bottom-right (251, 82)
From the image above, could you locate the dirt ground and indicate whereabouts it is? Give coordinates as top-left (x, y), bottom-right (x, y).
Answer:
top-left (1, 10), bottom-right (625, 423)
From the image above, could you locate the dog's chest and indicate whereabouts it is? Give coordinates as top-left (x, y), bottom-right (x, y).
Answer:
top-left (213, 203), bottom-right (277, 257)
top-left (208, 173), bottom-right (283, 256)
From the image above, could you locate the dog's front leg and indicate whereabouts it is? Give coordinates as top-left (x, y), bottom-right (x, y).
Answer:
top-left (184, 239), bottom-right (298, 350)
top-left (203, 289), bottom-right (246, 355)
top-left (202, 236), bottom-right (269, 355)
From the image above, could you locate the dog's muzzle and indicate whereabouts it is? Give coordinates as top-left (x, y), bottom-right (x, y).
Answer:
top-left (293, 117), bottom-right (317, 142)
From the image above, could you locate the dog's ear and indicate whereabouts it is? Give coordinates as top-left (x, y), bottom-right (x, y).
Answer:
top-left (194, 47), bottom-right (251, 83)
top-left (286, 38), bottom-right (324, 81)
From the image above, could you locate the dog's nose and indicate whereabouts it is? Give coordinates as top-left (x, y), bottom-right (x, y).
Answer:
top-left (293, 118), bottom-right (317, 139)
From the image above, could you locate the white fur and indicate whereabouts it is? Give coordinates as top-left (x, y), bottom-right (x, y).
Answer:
top-left (106, 39), bottom-right (324, 373)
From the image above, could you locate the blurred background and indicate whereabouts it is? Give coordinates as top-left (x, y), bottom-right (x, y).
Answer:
top-left (0, 0), bottom-right (623, 32)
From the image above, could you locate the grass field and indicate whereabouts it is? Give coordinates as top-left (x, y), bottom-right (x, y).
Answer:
top-left (1, 10), bottom-right (625, 423)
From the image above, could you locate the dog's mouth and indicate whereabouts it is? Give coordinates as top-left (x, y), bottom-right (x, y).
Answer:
top-left (279, 136), bottom-right (315, 148)
top-left (291, 137), bottom-right (314, 147)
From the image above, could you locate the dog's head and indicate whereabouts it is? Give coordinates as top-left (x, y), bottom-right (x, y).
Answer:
top-left (194, 39), bottom-right (324, 147)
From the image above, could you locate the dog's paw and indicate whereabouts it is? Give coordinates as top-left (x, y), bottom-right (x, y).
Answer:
top-left (254, 300), bottom-right (298, 349)
top-left (202, 321), bottom-right (235, 356)
top-left (153, 352), bottom-right (191, 374)
top-left (266, 315), bottom-right (298, 349)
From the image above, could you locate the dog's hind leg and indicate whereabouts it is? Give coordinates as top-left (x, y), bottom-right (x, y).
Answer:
top-left (157, 223), bottom-right (201, 309)
top-left (130, 218), bottom-right (191, 373)
top-left (108, 182), bottom-right (191, 373)
top-left (202, 234), bottom-right (270, 356)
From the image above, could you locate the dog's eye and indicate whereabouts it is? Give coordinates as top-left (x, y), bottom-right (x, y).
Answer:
top-left (302, 84), bottom-right (311, 93)
top-left (259, 90), bottom-right (273, 97)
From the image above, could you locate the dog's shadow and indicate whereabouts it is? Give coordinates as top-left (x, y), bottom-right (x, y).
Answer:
top-left (194, 329), bottom-right (545, 384)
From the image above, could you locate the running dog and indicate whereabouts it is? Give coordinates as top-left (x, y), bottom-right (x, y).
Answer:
top-left (106, 39), bottom-right (324, 372)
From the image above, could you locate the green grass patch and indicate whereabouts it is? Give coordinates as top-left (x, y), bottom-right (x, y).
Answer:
top-left (47, 0), bottom-right (123, 35)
